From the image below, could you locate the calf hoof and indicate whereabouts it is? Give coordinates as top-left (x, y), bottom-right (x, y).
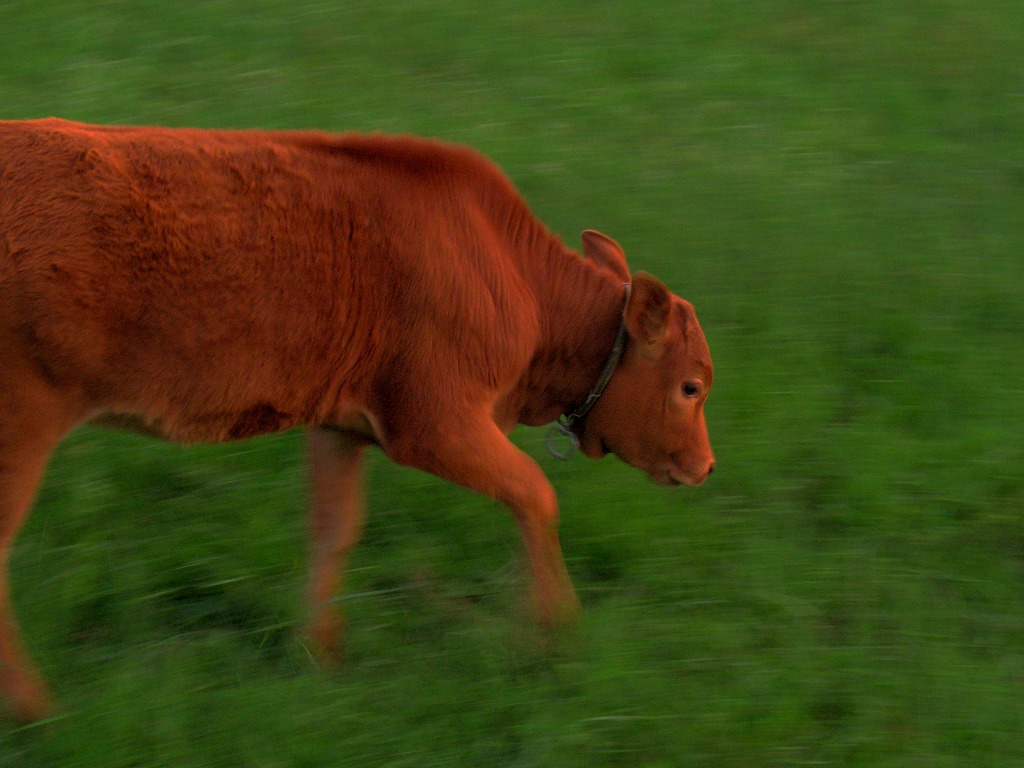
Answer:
top-left (3, 675), bottom-right (54, 725)
top-left (533, 583), bottom-right (582, 631)
top-left (305, 613), bottom-right (348, 669)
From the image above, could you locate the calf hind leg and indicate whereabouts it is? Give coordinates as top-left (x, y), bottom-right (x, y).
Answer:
top-left (0, 384), bottom-right (75, 722)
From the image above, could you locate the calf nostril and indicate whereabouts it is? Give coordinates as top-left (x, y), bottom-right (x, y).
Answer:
top-left (706, 462), bottom-right (715, 476)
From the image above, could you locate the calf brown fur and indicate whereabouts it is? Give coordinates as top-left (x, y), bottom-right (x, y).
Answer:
top-left (0, 119), bottom-right (714, 722)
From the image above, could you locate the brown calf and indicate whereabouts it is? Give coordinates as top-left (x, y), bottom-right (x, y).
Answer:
top-left (0, 119), bottom-right (714, 721)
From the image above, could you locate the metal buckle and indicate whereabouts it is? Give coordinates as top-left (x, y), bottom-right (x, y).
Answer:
top-left (545, 417), bottom-right (579, 460)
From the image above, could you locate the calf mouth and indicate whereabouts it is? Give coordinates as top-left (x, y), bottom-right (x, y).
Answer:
top-left (646, 466), bottom-right (683, 487)
top-left (654, 465), bottom-right (709, 487)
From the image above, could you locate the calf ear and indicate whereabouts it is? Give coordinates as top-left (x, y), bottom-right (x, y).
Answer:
top-left (625, 271), bottom-right (671, 353)
top-left (581, 230), bottom-right (631, 282)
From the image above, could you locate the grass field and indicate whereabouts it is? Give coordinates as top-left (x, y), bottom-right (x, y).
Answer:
top-left (2, 1), bottom-right (1023, 765)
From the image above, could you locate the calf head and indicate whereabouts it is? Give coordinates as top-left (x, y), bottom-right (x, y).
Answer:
top-left (578, 232), bottom-right (715, 486)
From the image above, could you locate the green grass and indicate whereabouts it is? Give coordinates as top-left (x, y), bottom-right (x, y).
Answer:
top-left (2, 0), bottom-right (1023, 764)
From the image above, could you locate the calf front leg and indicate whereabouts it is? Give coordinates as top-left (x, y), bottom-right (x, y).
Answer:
top-left (305, 427), bottom-right (366, 664)
top-left (388, 418), bottom-right (579, 627)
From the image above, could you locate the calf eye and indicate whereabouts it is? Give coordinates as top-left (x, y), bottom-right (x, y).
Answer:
top-left (683, 379), bottom-right (702, 398)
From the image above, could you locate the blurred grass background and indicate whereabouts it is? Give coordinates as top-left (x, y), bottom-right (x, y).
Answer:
top-left (2, 1), bottom-right (1023, 765)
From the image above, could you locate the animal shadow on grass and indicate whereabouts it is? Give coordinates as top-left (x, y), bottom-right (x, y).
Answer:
top-left (330, 562), bottom-right (584, 680)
